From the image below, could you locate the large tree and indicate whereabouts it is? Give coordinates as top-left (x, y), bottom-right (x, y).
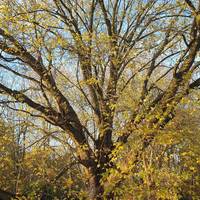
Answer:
top-left (0, 0), bottom-right (200, 199)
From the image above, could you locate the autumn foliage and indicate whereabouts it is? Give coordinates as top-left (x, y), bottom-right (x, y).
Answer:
top-left (0, 0), bottom-right (200, 199)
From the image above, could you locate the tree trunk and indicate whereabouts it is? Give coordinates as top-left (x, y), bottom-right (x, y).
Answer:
top-left (0, 189), bottom-right (16, 200)
top-left (88, 172), bottom-right (114, 200)
top-left (87, 151), bottom-right (114, 200)
top-left (88, 172), bottom-right (104, 200)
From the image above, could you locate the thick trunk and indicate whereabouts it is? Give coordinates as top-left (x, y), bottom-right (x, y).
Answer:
top-left (0, 189), bottom-right (16, 200)
top-left (88, 171), bottom-right (114, 200)
top-left (87, 151), bottom-right (114, 200)
top-left (88, 172), bottom-right (104, 200)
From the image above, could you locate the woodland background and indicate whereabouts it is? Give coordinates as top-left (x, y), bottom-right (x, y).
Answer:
top-left (0, 0), bottom-right (200, 199)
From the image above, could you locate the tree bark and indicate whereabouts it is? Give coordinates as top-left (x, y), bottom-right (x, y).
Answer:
top-left (88, 170), bottom-right (114, 200)
top-left (0, 189), bottom-right (16, 200)
top-left (87, 149), bottom-right (114, 200)
top-left (88, 172), bottom-right (104, 200)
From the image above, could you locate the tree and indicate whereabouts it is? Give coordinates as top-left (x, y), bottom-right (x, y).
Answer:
top-left (105, 94), bottom-right (200, 199)
top-left (0, 118), bottom-right (18, 200)
top-left (0, 114), bottom-right (86, 199)
top-left (0, 0), bottom-right (200, 199)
